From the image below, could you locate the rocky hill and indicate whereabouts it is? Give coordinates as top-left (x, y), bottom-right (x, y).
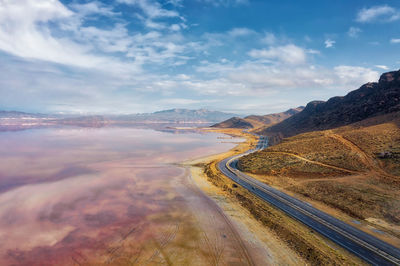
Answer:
top-left (211, 117), bottom-right (254, 129)
top-left (108, 108), bottom-right (237, 123)
top-left (259, 69), bottom-right (400, 140)
top-left (146, 108), bottom-right (237, 123)
top-left (211, 107), bottom-right (303, 129)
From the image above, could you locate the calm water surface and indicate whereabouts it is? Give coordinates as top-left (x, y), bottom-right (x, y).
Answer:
top-left (0, 127), bottom-right (239, 265)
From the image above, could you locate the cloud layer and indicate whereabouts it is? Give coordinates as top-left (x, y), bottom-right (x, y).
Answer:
top-left (0, 0), bottom-right (396, 114)
top-left (356, 5), bottom-right (400, 23)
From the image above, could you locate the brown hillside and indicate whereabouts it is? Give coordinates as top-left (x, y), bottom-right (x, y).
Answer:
top-left (211, 107), bottom-right (303, 129)
top-left (238, 111), bottom-right (400, 236)
top-left (259, 69), bottom-right (400, 143)
top-left (210, 117), bottom-right (254, 129)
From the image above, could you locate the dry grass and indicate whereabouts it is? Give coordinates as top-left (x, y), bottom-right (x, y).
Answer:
top-left (203, 159), bottom-right (364, 265)
top-left (266, 133), bottom-right (369, 172)
top-left (238, 151), bottom-right (348, 178)
top-left (338, 123), bottom-right (400, 176)
top-left (192, 128), bottom-right (365, 264)
top-left (238, 118), bottom-right (400, 230)
top-left (289, 180), bottom-right (400, 224)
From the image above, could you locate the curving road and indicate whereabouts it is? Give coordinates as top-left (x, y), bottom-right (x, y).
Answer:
top-left (217, 134), bottom-right (400, 265)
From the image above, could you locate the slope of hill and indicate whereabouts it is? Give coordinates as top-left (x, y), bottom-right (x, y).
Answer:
top-left (238, 111), bottom-right (400, 237)
top-left (210, 117), bottom-right (254, 128)
top-left (260, 69), bottom-right (400, 140)
top-left (211, 107), bottom-right (304, 129)
top-left (246, 107), bottom-right (304, 125)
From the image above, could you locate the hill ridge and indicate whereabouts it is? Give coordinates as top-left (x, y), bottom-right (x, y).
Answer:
top-left (211, 107), bottom-right (304, 129)
top-left (259, 69), bottom-right (400, 141)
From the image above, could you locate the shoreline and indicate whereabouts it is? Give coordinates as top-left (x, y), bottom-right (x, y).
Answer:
top-left (180, 128), bottom-right (366, 265)
top-left (179, 128), bottom-right (305, 265)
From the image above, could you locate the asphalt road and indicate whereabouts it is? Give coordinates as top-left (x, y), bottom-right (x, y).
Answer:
top-left (217, 135), bottom-right (400, 265)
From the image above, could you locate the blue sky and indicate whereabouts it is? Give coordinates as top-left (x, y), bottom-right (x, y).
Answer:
top-left (0, 0), bottom-right (399, 114)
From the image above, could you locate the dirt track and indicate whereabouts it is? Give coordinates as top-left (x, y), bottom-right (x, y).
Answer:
top-left (264, 150), bottom-right (360, 174)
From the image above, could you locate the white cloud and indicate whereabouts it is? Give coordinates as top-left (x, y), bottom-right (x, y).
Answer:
top-left (157, 98), bottom-right (205, 105)
top-left (0, 0), bottom-right (194, 75)
top-left (325, 39), bottom-right (335, 48)
top-left (375, 65), bottom-right (389, 70)
top-left (117, 0), bottom-right (179, 18)
top-left (117, 0), bottom-right (183, 31)
top-left (167, 0), bottom-right (184, 7)
top-left (194, 57), bottom-right (380, 97)
top-left (0, 1), bottom-right (390, 114)
top-left (228, 27), bottom-right (255, 37)
top-left (356, 5), bottom-right (400, 23)
top-left (170, 24), bottom-right (181, 31)
top-left (75, 24), bottom-right (132, 53)
top-left (197, 0), bottom-right (248, 7)
top-left (390, 38), bottom-right (400, 44)
top-left (333, 66), bottom-right (379, 87)
top-left (248, 44), bottom-right (307, 65)
top-left (69, 1), bottom-right (119, 17)
top-left (306, 49), bottom-right (320, 55)
top-left (198, 27), bottom-right (259, 53)
top-left (0, 0), bottom-right (113, 69)
top-left (2, 49), bottom-right (381, 114)
top-left (261, 32), bottom-right (277, 45)
top-left (348, 27), bottom-right (362, 38)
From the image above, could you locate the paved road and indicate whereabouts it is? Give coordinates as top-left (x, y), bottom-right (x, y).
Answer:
top-left (217, 135), bottom-right (400, 265)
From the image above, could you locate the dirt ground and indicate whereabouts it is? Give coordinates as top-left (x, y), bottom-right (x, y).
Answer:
top-left (238, 121), bottom-right (400, 247)
top-left (182, 128), bottom-right (365, 265)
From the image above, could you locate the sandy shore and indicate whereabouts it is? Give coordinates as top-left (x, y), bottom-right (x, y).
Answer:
top-left (180, 129), bottom-right (305, 265)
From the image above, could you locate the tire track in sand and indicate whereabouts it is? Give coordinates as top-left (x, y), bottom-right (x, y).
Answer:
top-left (182, 167), bottom-right (255, 266)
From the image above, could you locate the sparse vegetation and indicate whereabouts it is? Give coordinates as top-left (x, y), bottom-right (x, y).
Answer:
top-left (289, 180), bottom-right (400, 224)
top-left (203, 159), bottom-right (364, 265)
top-left (238, 151), bottom-right (349, 178)
top-left (238, 116), bottom-right (400, 230)
top-left (338, 122), bottom-right (400, 176)
top-left (265, 132), bottom-right (369, 172)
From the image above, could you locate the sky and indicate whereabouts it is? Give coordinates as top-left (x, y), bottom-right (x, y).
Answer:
top-left (0, 0), bottom-right (399, 115)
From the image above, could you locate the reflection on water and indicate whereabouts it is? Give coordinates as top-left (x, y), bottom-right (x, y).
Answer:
top-left (0, 127), bottom-right (239, 265)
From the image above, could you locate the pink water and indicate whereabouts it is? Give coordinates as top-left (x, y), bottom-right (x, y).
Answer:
top-left (0, 127), bottom-right (237, 265)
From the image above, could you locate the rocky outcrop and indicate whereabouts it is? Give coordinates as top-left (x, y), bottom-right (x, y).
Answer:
top-left (260, 69), bottom-right (400, 139)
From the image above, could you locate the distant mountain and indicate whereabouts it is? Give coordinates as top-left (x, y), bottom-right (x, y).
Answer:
top-left (260, 69), bottom-right (400, 141)
top-left (0, 108), bottom-right (237, 131)
top-left (0, 111), bottom-right (49, 118)
top-left (211, 107), bottom-right (304, 129)
top-left (110, 108), bottom-right (238, 123)
top-left (211, 117), bottom-right (254, 129)
top-left (58, 115), bottom-right (109, 127)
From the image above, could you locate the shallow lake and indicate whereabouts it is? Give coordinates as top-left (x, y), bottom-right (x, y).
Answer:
top-left (0, 127), bottom-right (248, 265)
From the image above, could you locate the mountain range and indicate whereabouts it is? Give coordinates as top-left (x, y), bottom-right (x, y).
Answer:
top-left (258, 69), bottom-right (400, 143)
top-left (212, 69), bottom-right (400, 146)
top-left (211, 107), bottom-right (304, 129)
top-left (108, 108), bottom-right (237, 123)
top-left (0, 108), bottom-right (238, 131)
top-left (236, 69), bottom-right (400, 236)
